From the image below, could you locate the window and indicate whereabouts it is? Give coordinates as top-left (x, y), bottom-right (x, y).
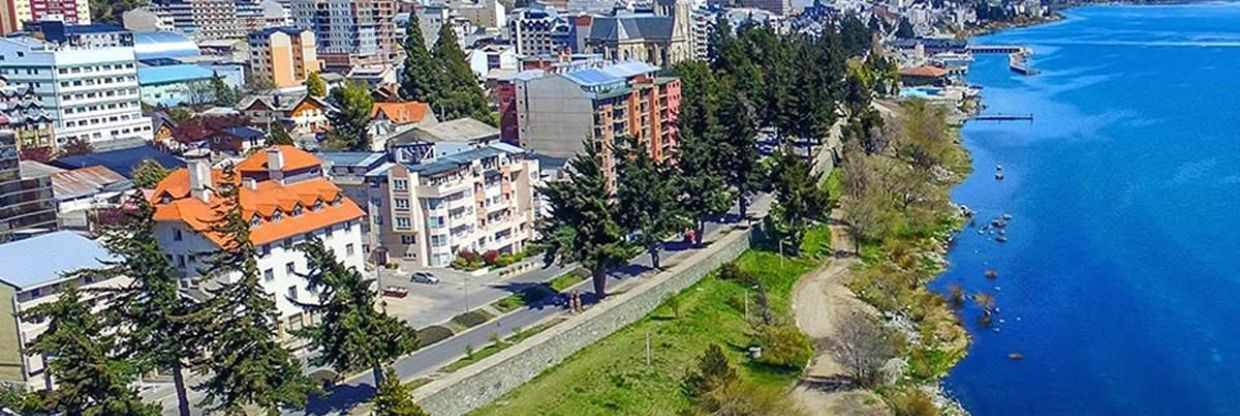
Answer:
top-left (393, 179), bottom-right (408, 191)
top-left (395, 198), bottom-right (409, 210)
top-left (261, 244), bottom-right (271, 256)
top-left (264, 269), bottom-right (274, 282)
top-left (285, 262), bottom-right (295, 276)
top-left (346, 244), bottom-right (355, 256)
top-left (400, 235), bottom-right (416, 244)
top-left (395, 217), bottom-right (411, 229)
top-left (177, 255), bottom-right (186, 268)
top-left (174, 229), bottom-right (183, 241)
top-left (287, 286), bottom-right (298, 301)
top-left (429, 216), bottom-right (445, 228)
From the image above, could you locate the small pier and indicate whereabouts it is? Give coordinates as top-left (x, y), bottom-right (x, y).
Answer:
top-left (971, 114), bottom-right (1034, 122)
top-left (1009, 52), bottom-right (1039, 75)
top-left (968, 45), bottom-right (1029, 54)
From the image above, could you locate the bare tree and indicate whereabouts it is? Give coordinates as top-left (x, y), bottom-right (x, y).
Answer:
top-left (831, 310), bottom-right (895, 388)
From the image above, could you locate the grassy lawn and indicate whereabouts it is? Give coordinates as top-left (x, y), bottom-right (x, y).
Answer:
top-left (491, 286), bottom-right (555, 313)
top-left (549, 269), bottom-right (589, 292)
top-left (471, 228), bottom-right (828, 416)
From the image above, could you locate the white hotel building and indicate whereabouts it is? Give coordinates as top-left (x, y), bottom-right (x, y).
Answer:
top-left (360, 141), bottom-right (540, 268)
top-left (0, 37), bottom-right (152, 151)
top-left (149, 147), bottom-right (366, 334)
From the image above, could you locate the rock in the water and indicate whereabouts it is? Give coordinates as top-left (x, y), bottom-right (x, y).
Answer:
top-left (1009, 352), bottom-right (1024, 361)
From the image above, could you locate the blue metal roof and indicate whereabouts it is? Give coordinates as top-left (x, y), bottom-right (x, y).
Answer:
top-left (220, 126), bottom-right (265, 140)
top-left (51, 145), bottom-right (185, 179)
top-left (138, 64), bottom-right (214, 85)
top-left (134, 31), bottom-right (201, 60)
top-left (600, 61), bottom-right (658, 79)
top-left (563, 68), bottom-right (623, 87)
top-left (0, 231), bottom-right (115, 290)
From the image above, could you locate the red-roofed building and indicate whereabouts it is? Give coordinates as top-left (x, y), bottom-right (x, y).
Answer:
top-left (899, 65), bottom-right (950, 86)
top-left (149, 146), bottom-right (366, 334)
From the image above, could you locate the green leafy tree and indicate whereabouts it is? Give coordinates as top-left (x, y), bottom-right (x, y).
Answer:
top-left (293, 238), bottom-right (418, 385)
top-left (168, 107), bottom-right (193, 123)
top-left (769, 150), bottom-right (829, 249)
top-left (325, 80), bottom-right (375, 151)
top-left (131, 159), bottom-right (171, 189)
top-left (537, 139), bottom-right (632, 298)
top-left (304, 72), bottom-right (327, 97)
top-left (671, 62), bottom-right (731, 245)
top-left (211, 73), bottom-right (239, 107)
top-left (90, 194), bottom-right (206, 416)
top-left (90, 0), bottom-right (147, 23)
top-left (193, 165), bottom-right (314, 414)
top-left (371, 367), bottom-right (430, 416)
top-left (22, 286), bottom-right (160, 416)
top-left (432, 22), bottom-right (490, 122)
top-left (614, 135), bottom-right (687, 270)
top-left (267, 121), bottom-right (296, 146)
top-left (400, 15), bottom-right (439, 103)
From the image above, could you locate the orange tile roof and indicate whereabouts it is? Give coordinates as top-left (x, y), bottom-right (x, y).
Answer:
top-left (371, 101), bottom-right (431, 125)
top-left (900, 65), bottom-right (949, 78)
top-left (150, 149), bottom-right (364, 247)
top-left (235, 145), bottom-right (322, 173)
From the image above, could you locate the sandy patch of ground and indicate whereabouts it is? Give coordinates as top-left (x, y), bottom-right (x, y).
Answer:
top-left (789, 217), bottom-right (890, 416)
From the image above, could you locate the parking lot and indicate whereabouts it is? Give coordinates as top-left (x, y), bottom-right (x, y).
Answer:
top-left (373, 261), bottom-right (570, 329)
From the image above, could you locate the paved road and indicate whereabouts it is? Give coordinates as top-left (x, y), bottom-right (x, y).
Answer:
top-left (154, 196), bottom-right (771, 415)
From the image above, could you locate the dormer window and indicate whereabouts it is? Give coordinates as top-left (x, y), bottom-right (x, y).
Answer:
top-left (250, 216), bottom-right (262, 227)
top-left (313, 200), bottom-right (324, 211)
top-left (272, 210), bottom-right (283, 222)
top-left (292, 205), bottom-right (303, 216)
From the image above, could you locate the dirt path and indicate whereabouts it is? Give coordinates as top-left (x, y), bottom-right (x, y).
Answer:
top-left (789, 217), bottom-right (890, 416)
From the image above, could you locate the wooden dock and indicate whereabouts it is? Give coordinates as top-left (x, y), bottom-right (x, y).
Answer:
top-left (971, 114), bottom-right (1034, 122)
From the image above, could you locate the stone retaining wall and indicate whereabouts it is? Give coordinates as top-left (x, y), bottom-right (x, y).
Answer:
top-left (412, 226), bottom-right (755, 416)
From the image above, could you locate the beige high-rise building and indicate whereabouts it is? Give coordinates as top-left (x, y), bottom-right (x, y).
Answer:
top-left (247, 27), bottom-right (320, 88)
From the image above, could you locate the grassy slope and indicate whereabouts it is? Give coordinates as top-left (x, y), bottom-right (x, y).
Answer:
top-left (471, 227), bottom-right (829, 416)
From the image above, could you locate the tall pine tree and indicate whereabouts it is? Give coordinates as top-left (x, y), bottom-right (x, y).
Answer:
top-left (715, 84), bottom-right (765, 221)
top-left (192, 165), bottom-right (314, 414)
top-left (400, 15), bottom-right (438, 103)
top-left (325, 80), bottom-right (375, 151)
top-left (672, 62), bottom-right (731, 245)
top-left (769, 150), bottom-right (829, 249)
top-left (293, 238), bottom-right (418, 386)
top-left (432, 22), bottom-right (490, 122)
top-left (23, 286), bottom-right (160, 416)
top-left (91, 194), bottom-right (207, 416)
top-left (371, 367), bottom-right (430, 416)
top-left (615, 135), bottom-right (687, 270)
top-left (537, 139), bottom-right (632, 297)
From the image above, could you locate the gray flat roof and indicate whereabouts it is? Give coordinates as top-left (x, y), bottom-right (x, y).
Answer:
top-left (0, 231), bottom-right (115, 291)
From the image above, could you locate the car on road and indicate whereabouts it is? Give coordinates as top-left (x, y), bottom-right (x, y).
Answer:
top-left (411, 271), bottom-right (440, 284)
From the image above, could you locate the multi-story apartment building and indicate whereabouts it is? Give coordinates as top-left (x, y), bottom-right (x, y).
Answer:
top-left (0, 230), bottom-right (128, 389)
top-left (499, 61), bottom-right (680, 181)
top-left (507, 7), bottom-right (583, 56)
top-left (0, 74), bottom-right (54, 150)
top-left (740, 0), bottom-right (792, 17)
top-left (149, 147), bottom-right (366, 333)
top-left (148, 0), bottom-right (253, 40)
top-left (0, 0), bottom-right (91, 35)
top-left (290, 0), bottom-right (397, 73)
top-left (0, 131), bottom-right (57, 243)
top-left (342, 141), bottom-right (539, 268)
top-left (0, 30), bottom-right (153, 151)
top-left (247, 27), bottom-right (319, 89)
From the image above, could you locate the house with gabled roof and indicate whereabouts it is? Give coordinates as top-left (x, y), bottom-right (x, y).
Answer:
top-left (149, 146), bottom-right (366, 335)
top-left (238, 93), bottom-right (333, 137)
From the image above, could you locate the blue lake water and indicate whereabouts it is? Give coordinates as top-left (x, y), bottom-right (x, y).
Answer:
top-left (937, 4), bottom-right (1240, 415)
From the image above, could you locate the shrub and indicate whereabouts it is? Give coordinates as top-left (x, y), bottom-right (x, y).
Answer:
top-left (683, 344), bottom-right (737, 399)
top-left (887, 387), bottom-right (937, 416)
top-left (718, 262), bottom-right (758, 286)
top-left (495, 253), bottom-right (516, 267)
top-left (753, 324), bottom-right (812, 370)
top-left (451, 310), bottom-right (494, 328)
top-left (452, 250), bottom-right (486, 271)
top-left (415, 325), bottom-right (454, 347)
top-left (482, 250), bottom-right (500, 265)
